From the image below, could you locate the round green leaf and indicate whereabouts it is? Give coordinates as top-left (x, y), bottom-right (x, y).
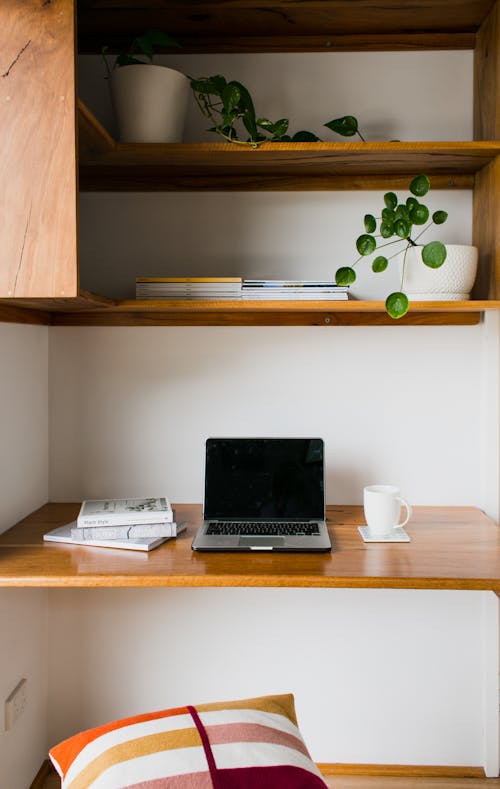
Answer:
top-left (384, 192), bottom-right (398, 210)
top-left (422, 241), bottom-right (447, 268)
top-left (380, 220), bottom-right (394, 238)
top-left (356, 234), bottom-right (377, 256)
top-left (406, 197), bottom-right (419, 210)
top-left (364, 214), bottom-right (376, 233)
top-left (395, 204), bottom-right (410, 221)
top-left (335, 267), bottom-right (356, 286)
top-left (409, 203), bottom-right (429, 225)
top-left (432, 210), bottom-right (448, 225)
top-left (382, 208), bottom-right (395, 223)
top-left (410, 174), bottom-right (430, 197)
top-left (395, 218), bottom-right (411, 238)
top-left (386, 292), bottom-right (409, 319)
top-left (372, 256), bottom-right (388, 273)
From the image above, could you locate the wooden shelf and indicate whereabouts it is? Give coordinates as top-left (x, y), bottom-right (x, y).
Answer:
top-left (0, 295), bottom-right (496, 326)
top-left (76, 0), bottom-right (495, 53)
top-left (78, 101), bottom-right (500, 192)
top-left (1, 503), bottom-right (500, 589)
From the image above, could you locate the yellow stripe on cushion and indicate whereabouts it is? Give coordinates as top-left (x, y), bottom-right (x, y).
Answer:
top-left (66, 727), bottom-right (203, 789)
top-left (51, 706), bottom-right (190, 776)
top-left (195, 694), bottom-right (298, 726)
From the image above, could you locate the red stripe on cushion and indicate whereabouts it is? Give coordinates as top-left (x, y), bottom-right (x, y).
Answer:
top-left (50, 707), bottom-right (190, 776)
top-left (204, 722), bottom-right (310, 758)
top-left (217, 765), bottom-right (328, 788)
top-left (187, 706), bottom-right (219, 789)
top-left (123, 772), bottom-right (214, 789)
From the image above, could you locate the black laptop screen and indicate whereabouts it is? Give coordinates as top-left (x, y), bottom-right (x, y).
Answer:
top-left (204, 438), bottom-right (325, 520)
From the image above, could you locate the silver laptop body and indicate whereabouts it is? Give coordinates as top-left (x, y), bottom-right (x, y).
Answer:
top-left (192, 437), bottom-right (331, 552)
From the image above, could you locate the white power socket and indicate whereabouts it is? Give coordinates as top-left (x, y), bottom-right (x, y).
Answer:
top-left (4, 678), bottom-right (27, 731)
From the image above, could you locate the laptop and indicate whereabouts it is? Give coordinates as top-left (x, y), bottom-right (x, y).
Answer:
top-left (192, 437), bottom-right (331, 552)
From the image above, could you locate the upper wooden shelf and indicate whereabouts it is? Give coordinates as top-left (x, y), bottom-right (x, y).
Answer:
top-left (1, 503), bottom-right (499, 589)
top-left (78, 101), bottom-right (500, 192)
top-left (77, 0), bottom-right (496, 53)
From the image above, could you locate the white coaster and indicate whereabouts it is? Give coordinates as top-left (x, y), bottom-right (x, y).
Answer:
top-left (358, 526), bottom-right (411, 543)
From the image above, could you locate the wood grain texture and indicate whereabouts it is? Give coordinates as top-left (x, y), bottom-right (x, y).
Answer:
top-left (0, 0), bottom-right (78, 298)
top-left (76, 0), bottom-right (493, 53)
top-left (473, 157), bottom-right (500, 299)
top-left (33, 759), bottom-right (496, 789)
top-left (2, 503), bottom-right (500, 590)
top-left (474, 0), bottom-right (500, 139)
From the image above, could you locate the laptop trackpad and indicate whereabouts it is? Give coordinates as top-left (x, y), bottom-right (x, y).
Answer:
top-left (239, 536), bottom-right (285, 549)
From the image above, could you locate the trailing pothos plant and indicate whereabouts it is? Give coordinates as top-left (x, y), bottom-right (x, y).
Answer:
top-left (335, 174), bottom-right (448, 319)
top-left (102, 29), bottom-right (180, 77)
top-left (190, 74), bottom-right (364, 145)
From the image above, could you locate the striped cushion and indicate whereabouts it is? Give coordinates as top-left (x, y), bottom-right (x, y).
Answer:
top-left (49, 693), bottom-right (329, 788)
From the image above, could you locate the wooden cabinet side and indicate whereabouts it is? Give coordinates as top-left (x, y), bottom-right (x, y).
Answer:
top-left (0, 0), bottom-right (78, 298)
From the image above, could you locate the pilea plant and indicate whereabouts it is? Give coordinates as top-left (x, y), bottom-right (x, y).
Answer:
top-left (102, 29), bottom-right (180, 76)
top-left (335, 174), bottom-right (448, 319)
top-left (190, 74), bottom-right (363, 146)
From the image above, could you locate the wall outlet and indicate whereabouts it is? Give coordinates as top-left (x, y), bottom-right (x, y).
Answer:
top-left (4, 678), bottom-right (27, 731)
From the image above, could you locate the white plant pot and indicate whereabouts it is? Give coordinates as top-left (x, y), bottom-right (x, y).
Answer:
top-left (111, 64), bottom-right (189, 143)
top-left (401, 244), bottom-right (478, 300)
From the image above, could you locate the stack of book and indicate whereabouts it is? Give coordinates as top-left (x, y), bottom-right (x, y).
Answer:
top-left (136, 277), bottom-right (242, 300)
top-left (241, 280), bottom-right (349, 300)
top-left (43, 497), bottom-right (185, 552)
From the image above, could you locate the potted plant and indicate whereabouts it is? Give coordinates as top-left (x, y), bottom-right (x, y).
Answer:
top-left (103, 29), bottom-right (190, 143)
top-left (335, 174), bottom-right (478, 318)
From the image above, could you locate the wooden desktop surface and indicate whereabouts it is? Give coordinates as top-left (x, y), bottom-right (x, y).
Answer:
top-left (0, 503), bottom-right (499, 590)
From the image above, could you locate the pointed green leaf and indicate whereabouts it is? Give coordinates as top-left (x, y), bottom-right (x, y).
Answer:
top-left (356, 234), bottom-right (377, 256)
top-left (386, 292), bottom-right (409, 319)
top-left (422, 241), bottom-right (447, 268)
top-left (364, 214), bottom-right (377, 233)
top-left (222, 84), bottom-right (241, 112)
top-left (410, 174), bottom-right (430, 197)
top-left (432, 210), bottom-right (448, 225)
top-left (384, 192), bottom-right (398, 210)
top-left (324, 115), bottom-right (359, 137)
top-left (335, 267), bottom-right (356, 286)
top-left (291, 130), bottom-right (321, 141)
top-left (372, 256), bottom-right (388, 273)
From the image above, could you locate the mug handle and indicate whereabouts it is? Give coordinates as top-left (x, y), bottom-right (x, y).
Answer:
top-left (395, 497), bottom-right (412, 528)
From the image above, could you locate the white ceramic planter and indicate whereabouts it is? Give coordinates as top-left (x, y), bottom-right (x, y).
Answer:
top-left (401, 244), bottom-right (478, 300)
top-left (111, 64), bottom-right (189, 143)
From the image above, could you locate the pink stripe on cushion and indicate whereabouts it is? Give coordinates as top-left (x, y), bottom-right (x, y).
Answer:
top-left (217, 765), bottom-right (328, 788)
top-left (204, 723), bottom-right (310, 758)
top-left (124, 772), bottom-right (214, 789)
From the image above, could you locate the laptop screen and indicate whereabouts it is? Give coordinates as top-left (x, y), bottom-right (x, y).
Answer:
top-left (204, 438), bottom-right (325, 520)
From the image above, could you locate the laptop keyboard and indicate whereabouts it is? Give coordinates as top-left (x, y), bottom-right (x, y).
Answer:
top-left (207, 521), bottom-right (321, 536)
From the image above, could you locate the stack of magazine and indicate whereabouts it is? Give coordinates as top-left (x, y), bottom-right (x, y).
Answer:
top-left (241, 280), bottom-right (349, 300)
top-left (136, 277), bottom-right (242, 300)
top-left (43, 497), bottom-right (185, 552)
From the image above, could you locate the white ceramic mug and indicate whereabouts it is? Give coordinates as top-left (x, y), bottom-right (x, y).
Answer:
top-left (363, 485), bottom-right (412, 536)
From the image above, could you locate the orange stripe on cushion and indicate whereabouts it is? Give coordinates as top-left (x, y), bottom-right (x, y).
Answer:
top-left (51, 707), bottom-right (190, 776)
top-left (66, 728), bottom-right (203, 789)
top-left (195, 694), bottom-right (297, 726)
top-left (204, 722), bottom-right (310, 758)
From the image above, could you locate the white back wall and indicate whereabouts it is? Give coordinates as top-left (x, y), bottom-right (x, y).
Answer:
top-left (43, 49), bottom-right (500, 771)
top-left (0, 324), bottom-right (49, 789)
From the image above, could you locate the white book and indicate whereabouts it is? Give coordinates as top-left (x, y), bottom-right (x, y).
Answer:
top-left (70, 520), bottom-right (181, 541)
top-left (43, 521), bottom-right (185, 552)
top-left (77, 497), bottom-right (173, 528)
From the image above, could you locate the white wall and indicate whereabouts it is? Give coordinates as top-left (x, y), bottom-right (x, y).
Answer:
top-left (41, 48), bottom-right (500, 773)
top-left (0, 323), bottom-right (49, 789)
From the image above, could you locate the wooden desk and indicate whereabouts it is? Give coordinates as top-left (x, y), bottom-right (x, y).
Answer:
top-left (0, 503), bottom-right (499, 589)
